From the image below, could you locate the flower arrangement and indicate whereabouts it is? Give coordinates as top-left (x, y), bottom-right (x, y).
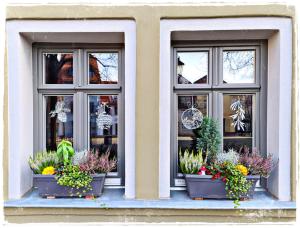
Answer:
top-left (180, 116), bottom-right (277, 207)
top-left (205, 162), bottom-right (252, 207)
top-left (28, 140), bottom-right (117, 198)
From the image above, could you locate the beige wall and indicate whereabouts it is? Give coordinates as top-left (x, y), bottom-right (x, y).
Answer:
top-left (4, 4), bottom-right (297, 201)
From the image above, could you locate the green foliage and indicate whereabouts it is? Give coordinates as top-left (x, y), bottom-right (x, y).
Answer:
top-left (28, 151), bottom-right (59, 174)
top-left (57, 140), bottom-right (75, 165)
top-left (208, 162), bottom-right (252, 208)
top-left (195, 116), bottom-right (221, 163)
top-left (56, 164), bottom-right (92, 197)
top-left (179, 148), bottom-right (203, 174)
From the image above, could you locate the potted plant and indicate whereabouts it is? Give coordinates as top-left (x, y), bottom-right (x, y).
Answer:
top-left (181, 117), bottom-right (276, 207)
top-left (29, 140), bottom-right (117, 198)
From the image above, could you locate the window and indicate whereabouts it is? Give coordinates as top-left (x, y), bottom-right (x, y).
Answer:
top-left (171, 42), bottom-right (266, 187)
top-left (34, 45), bottom-right (124, 186)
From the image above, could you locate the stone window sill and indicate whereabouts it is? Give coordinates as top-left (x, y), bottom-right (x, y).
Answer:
top-left (4, 188), bottom-right (296, 210)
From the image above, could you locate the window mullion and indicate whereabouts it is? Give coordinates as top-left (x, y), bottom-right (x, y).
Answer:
top-left (212, 47), bottom-right (219, 87)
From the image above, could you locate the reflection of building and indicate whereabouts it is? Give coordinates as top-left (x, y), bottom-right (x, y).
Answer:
top-left (177, 57), bottom-right (207, 84)
top-left (89, 54), bottom-right (102, 84)
top-left (45, 54), bottom-right (73, 84)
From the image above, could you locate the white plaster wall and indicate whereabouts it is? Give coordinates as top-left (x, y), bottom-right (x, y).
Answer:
top-left (6, 30), bottom-right (34, 199)
top-left (160, 17), bottom-right (292, 201)
top-left (6, 20), bottom-right (136, 199)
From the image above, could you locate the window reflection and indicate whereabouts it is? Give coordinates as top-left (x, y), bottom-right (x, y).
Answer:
top-left (223, 94), bottom-right (253, 152)
top-left (44, 53), bottom-right (73, 84)
top-left (46, 96), bottom-right (73, 150)
top-left (89, 53), bottom-right (118, 84)
top-left (223, 50), bottom-right (255, 84)
top-left (89, 95), bottom-right (118, 171)
top-left (177, 52), bottom-right (208, 84)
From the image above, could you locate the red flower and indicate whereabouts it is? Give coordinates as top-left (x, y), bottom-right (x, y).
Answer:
top-left (212, 172), bottom-right (221, 180)
top-left (200, 166), bottom-right (207, 172)
top-left (222, 177), bottom-right (227, 182)
top-left (198, 171), bottom-right (202, 175)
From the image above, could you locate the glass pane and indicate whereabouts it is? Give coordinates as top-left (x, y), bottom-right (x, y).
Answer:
top-left (223, 50), bottom-right (255, 84)
top-left (44, 53), bottom-right (73, 84)
top-left (89, 95), bottom-right (118, 171)
top-left (177, 52), bottom-right (208, 84)
top-left (177, 95), bottom-right (208, 172)
top-left (223, 94), bottom-right (253, 152)
top-left (46, 96), bottom-right (73, 150)
top-left (89, 53), bottom-right (118, 84)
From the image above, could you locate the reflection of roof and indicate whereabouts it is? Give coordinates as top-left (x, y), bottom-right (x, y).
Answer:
top-left (178, 74), bottom-right (207, 84)
top-left (178, 74), bottom-right (191, 84)
top-left (177, 57), bottom-right (185, 66)
top-left (194, 75), bottom-right (207, 84)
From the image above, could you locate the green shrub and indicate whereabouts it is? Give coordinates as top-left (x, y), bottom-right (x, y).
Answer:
top-left (57, 140), bottom-right (75, 165)
top-left (194, 116), bottom-right (221, 163)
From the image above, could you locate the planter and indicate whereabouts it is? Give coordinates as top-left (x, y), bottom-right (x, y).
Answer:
top-left (33, 173), bottom-right (106, 198)
top-left (184, 174), bottom-right (260, 199)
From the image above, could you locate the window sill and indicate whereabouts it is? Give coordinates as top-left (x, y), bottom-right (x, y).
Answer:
top-left (4, 188), bottom-right (296, 210)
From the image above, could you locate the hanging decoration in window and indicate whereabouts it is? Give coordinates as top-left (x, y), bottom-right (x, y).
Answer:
top-left (181, 98), bottom-right (203, 130)
top-left (230, 97), bottom-right (245, 131)
top-left (96, 103), bottom-right (113, 130)
top-left (49, 100), bottom-right (71, 123)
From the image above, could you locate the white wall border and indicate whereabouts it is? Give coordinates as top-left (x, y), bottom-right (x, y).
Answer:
top-left (159, 17), bottom-right (292, 201)
top-left (6, 20), bottom-right (136, 199)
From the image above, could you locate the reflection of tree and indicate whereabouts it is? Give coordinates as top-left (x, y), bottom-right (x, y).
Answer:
top-left (223, 51), bottom-right (254, 73)
top-left (47, 96), bottom-right (73, 151)
top-left (89, 53), bottom-right (118, 84)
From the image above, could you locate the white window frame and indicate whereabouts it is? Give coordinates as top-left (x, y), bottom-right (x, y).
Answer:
top-left (159, 17), bottom-right (292, 201)
top-left (6, 20), bottom-right (136, 199)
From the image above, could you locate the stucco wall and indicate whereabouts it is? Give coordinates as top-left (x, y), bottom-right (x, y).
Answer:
top-left (3, 4), bottom-right (297, 203)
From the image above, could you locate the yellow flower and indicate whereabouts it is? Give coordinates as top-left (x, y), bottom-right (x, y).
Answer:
top-left (235, 165), bottom-right (248, 176)
top-left (42, 166), bottom-right (55, 175)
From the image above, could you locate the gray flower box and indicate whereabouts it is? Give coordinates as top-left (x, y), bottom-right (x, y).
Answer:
top-left (184, 174), bottom-right (260, 199)
top-left (33, 174), bottom-right (106, 198)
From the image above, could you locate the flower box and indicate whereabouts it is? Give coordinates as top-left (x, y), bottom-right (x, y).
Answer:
top-left (33, 173), bottom-right (105, 198)
top-left (184, 174), bottom-right (260, 199)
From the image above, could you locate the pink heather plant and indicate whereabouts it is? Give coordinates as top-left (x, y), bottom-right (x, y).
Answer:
top-left (239, 148), bottom-right (277, 178)
top-left (78, 148), bottom-right (117, 174)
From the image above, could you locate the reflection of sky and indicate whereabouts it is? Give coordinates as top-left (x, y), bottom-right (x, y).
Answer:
top-left (94, 53), bottom-right (118, 82)
top-left (178, 52), bottom-right (208, 83)
top-left (223, 51), bottom-right (255, 83)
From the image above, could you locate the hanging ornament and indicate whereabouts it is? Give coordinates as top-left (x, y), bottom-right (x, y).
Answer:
top-left (96, 103), bottom-right (113, 130)
top-left (181, 98), bottom-right (203, 130)
top-left (230, 97), bottom-right (245, 131)
top-left (49, 100), bottom-right (71, 123)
